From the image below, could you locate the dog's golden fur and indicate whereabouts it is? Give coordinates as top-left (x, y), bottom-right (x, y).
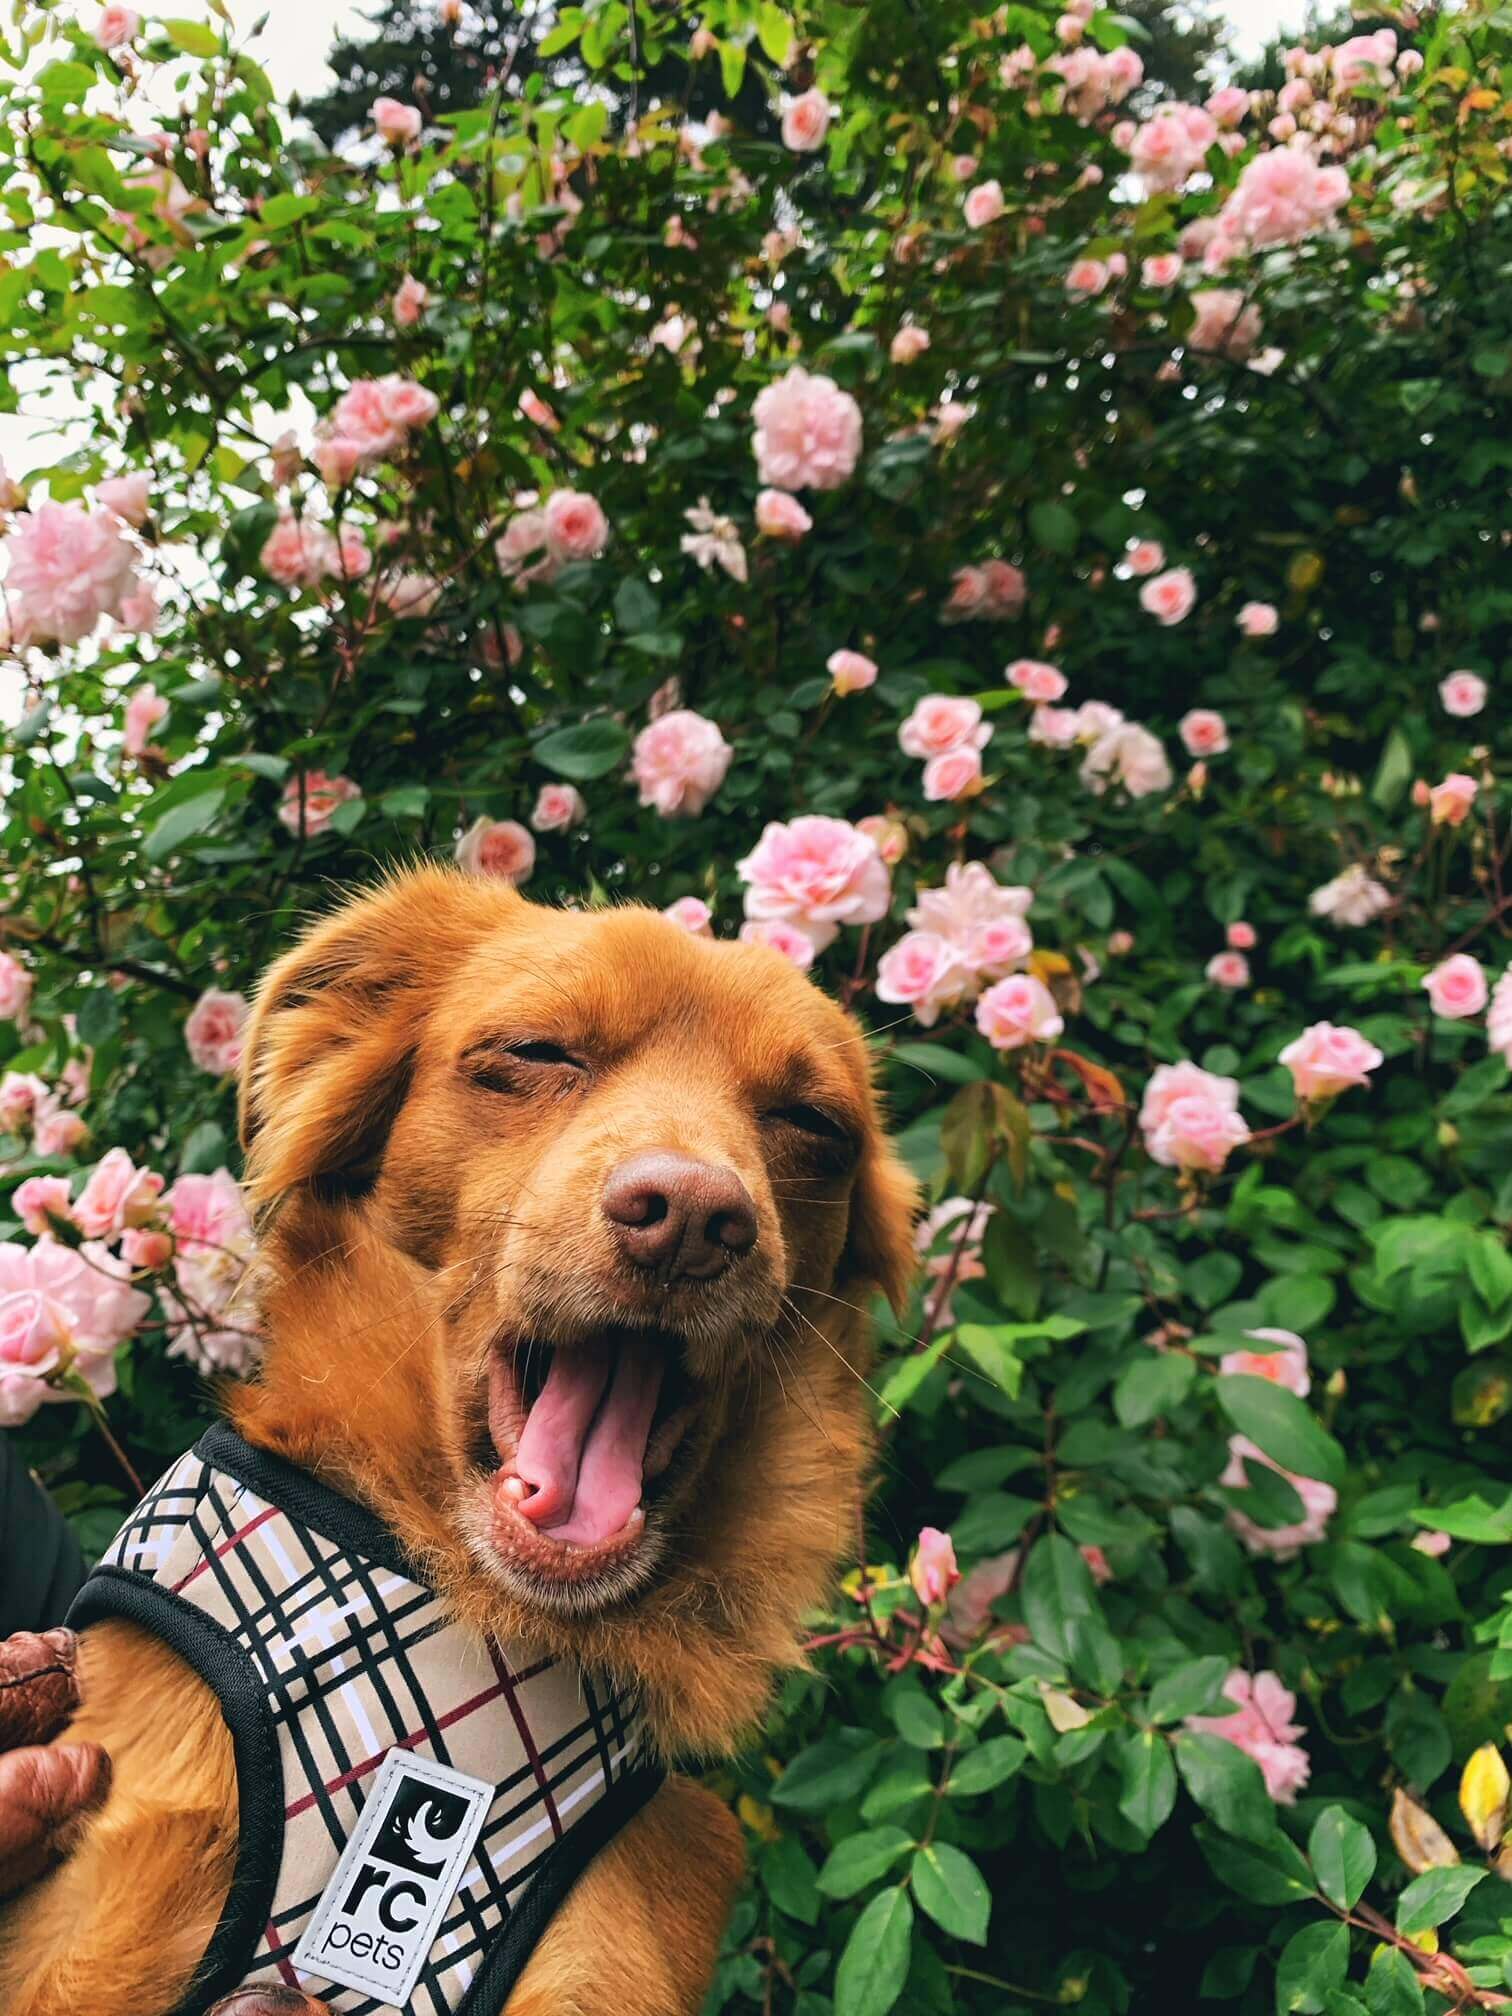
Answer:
top-left (0, 866), bottom-right (917, 2015)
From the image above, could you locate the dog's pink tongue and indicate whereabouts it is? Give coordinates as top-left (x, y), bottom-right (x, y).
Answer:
top-left (514, 1338), bottom-right (664, 1545)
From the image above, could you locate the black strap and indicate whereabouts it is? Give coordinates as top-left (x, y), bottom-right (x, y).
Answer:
top-left (194, 1421), bottom-right (422, 1580)
top-left (67, 1564), bottom-right (283, 2016)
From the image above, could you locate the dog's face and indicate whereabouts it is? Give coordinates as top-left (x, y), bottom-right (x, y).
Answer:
top-left (240, 869), bottom-right (916, 1620)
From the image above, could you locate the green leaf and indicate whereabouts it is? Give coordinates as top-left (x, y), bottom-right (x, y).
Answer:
top-left (947, 1736), bottom-right (1027, 1795)
top-left (161, 16), bottom-right (222, 54)
top-left (532, 719), bottom-right (630, 782)
top-left (1371, 726), bottom-right (1413, 810)
top-left (1395, 1864), bottom-right (1487, 1933)
top-left (816, 1827), bottom-right (914, 1899)
top-left (1276, 1922), bottom-right (1350, 2014)
top-left (179, 1121), bottom-right (228, 1174)
top-left (1363, 1947), bottom-right (1424, 2016)
top-left (143, 785), bottom-right (226, 862)
top-left (1215, 1374), bottom-right (1347, 1487)
top-left (1175, 1732), bottom-right (1285, 1846)
top-left (1308, 1806), bottom-right (1377, 1912)
top-left (1114, 1351), bottom-right (1196, 1428)
top-left (911, 1841), bottom-right (990, 1945)
top-left (772, 1733), bottom-right (884, 1811)
top-left (886, 1685), bottom-right (945, 1750)
top-left (761, 1833), bottom-right (820, 1926)
top-left (1148, 1657), bottom-right (1234, 1724)
top-left (73, 987), bottom-right (121, 1048)
top-left (1020, 1534), bottom-right (1097, 1662)
top-left (1385, 1689), bottom-right (1452, 1788)
top-left (1029, 500), bottom-right (1078, 553)
top-left (953, 1323), bottom-right (1024, 1399)
top-left (1118, 1728), bottom-right (1177, 1838)
top-left (1195, 1823), bottom-right (1317, 1907)
top-left (756, 2), bottom-right (794, 66)
top-left (834, 1885), bottom-right (913, 2016)
top-left (1412, 1494), bottom-right (1512, 1543)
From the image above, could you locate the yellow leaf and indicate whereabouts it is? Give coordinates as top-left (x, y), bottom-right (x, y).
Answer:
top-left (1406, 1929), bottom-right (1439, 1955)
top-left (1389, 1786), bottom-right (1461, 1873)
top-left (738, 1795), bottom-right (781, 1842)
top-left (1459, 1743), bottom-right (1510, 1852)
top-left (1287, 550), bottom-right (1325, 593)
top-left (1040, 1684), bottom-right (1094, 1732)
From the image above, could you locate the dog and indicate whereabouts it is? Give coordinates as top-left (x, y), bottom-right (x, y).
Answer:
top-left (0, 866), bottom-right (917, 2016)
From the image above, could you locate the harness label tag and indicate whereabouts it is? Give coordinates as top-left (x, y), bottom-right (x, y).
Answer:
top-left (292, 1749), bottom-right (493, 2006)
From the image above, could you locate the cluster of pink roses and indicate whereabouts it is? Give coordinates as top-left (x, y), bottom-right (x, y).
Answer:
top-left (0, 1147), bottom-right (259, 1420)
top-left (898, 694), bottom-right (992, 802)
top-left (941, 558), bottom-right (1027, 624)
top-left (877, 860), bottom-right (1035, 1030)
top-left (260, 513), bottom-right (373, 590)
top-left (0, 1066), bottom-right (89, 1160)
top-left (318, 373), bottom-right (439, 481)
top-left (1124, 103), bottom-right (1221, 194)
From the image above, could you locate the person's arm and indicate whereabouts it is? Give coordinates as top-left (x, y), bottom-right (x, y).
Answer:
top-left (0, 1628), bottom-right (108, 1898)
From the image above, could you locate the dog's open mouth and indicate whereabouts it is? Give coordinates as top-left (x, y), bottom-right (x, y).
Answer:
top-left (484, 1331), bottom-right (699, 1578)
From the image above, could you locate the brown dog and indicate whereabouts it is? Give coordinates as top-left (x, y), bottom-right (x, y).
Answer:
top-left (0, 867), bottom-right (916, 2016)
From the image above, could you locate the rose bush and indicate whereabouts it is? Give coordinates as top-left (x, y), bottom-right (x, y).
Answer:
top-left (2, 0), bottom-right (1512, 2009)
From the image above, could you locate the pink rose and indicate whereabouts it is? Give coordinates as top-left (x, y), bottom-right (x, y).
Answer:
top-left (963, 180), bottom-right (1006, 228)
top-left (1189, 289), bottom-right (1263, 362)
top-left (11, 1177), bottom-right (73, 1239)
top-left (185, 988), bottom-right (249, 1077)
top-left (0, 954), bottom-right (32, 1025)
top-left (1218, 147), bottom-right (1349, 250)
top-left (923, 746), bottom-right (985, 802)
top-left (828, 649), bottom-right (878, 696)
top-left (1149, 1090), bottom-right (1250, 1172)
top-left (876, 931), bottom-right (973, 1028)
top-left (116, 581), bottom-right (159, 635)
top-left (379, 571), bottom-right (440, 618)
top-left (738, 815), bottom-right (890, 954)
top-left (278, 770), bottom-right (361, 837)
top-left (941, 1547), bottom-right (1021, 1650)
top-left (1186, 1669), bottom-right (1310, 1804)
top-left (1080, 722), bottom-right (1173, 798)
top-left (631, 708), bottom-right (733, 818)
top-left (1139, 566), bottom-right (1197, 625)
top-left (1141, 254), bottom-right (1184, 287)
top-left (1179, 709), bottom-right (1229, 758)
top-left (393, 275), bottom-right (429, 327)
top-left (518, 389), bottom-right (559, 432)
top-left (166, 1167), bottom-right (252, 1267)
top-left (315, 437), bottom-right (365, 489)
top-left (95, 5), bottom-right (140, 48)
top-left (781, 89), bottom-right (832, 152)
top-left (737, 920), bottom-right (816, 970)
top-left (1424, 953), bottom-right (1488, 1019)
top-left (1228, 921), bottom-right (1257, 950)
top-left (1220, 1437), bottom-right (1336, 1559)
top-left (663, 896), bottom-right (713, 937)
top-left (1412, 1529), bottom-right (1450, 1557)
top-left (97, 473), bottom-right (150, 527)
top-left (1206, 84), bottom-right (1251, 127)
top-left (856, 815), bottom-right (908, 867)
top-left (455, 816), bottom-right (536, 884)
top-left (909, 1527), bottom-right (960, 1607)
top-left (0, 1237), bottom-right (149, 1401)
top-left (1141, 1060), bottom-right (1244, 1158)
top-left (909, 860), bottom-right (1032, 965)
top-left (260, 512), bottom-right (331, 589)
top-left (890, 326), bottom-right (931, 365)
top-left (1007, 659), bottom-right (1068, 704)
top-left (121, 1227), bottom-right (172, 1270)
top-left (530, 783), bottom-right (586, 832)
top-left (1440, 670), bottom-right (1487, 718)
top-left (1429, 773), bottom-right (1477, 827)
top-left (976, 973), bottom-right (1064, 1050)
top-left (1066, 258), bottom-right (1110, 297)
top-left (1238, 601), bottom-right (1278, 637)
top-left (752, 368), bottom-right (863, 493)
top-left (327, 381), bottom-right (404, 463)
top-left (899, 694), bottom-right (990, 761)
top-left (1206, 951), bottom-right (1250, 989)
top-left (544, 489), bottom-right (609, 563)
top-left (1029, 705), bottom-right (1079, 748)
top-left (1126, 538), bottom-right (1166, 577)
top-left (377, 374), bottom-right (440, 432)
top-left (373, 96), bottom-right (423, 145)
top-left (4, 501), bottom-right (137, 643)
top-left (1310, 863), bottom-right (1391, 927)
top-left (941, 565), bottom-right (989, 620)
top-left (1220, 1327), bottom-right (1309, 1397)
top-left (74, 1147), bottom-right (164, 1241)
top-left (1081, 1544), bottom-right (1113, 1584)
top-left (755, 490), bottom-right (812, 541)
top-left (0, 1073), bottom-right (47, 1134)
top-left (33, 1106), bottom-right (88, 1159)
top-left (980, 560), bottom-right (1027, 615)
top-left (1490, 967), bottom-right (1512, 1065)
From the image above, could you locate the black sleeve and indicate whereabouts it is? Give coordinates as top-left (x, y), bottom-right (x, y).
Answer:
top-left (0, 1435), bottom-right (86, 1637)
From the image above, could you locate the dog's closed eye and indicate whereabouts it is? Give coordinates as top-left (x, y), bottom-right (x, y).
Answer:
top-left (462, 1038), bottom-right (587, 1093)
top-left (760, 1102), bottom-right (858, 1171)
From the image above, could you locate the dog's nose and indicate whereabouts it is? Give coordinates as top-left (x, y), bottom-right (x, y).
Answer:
top-left (602, 1152), bottom-right (758, 1282)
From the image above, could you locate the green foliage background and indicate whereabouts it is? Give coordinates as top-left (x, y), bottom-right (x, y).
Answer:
top-left (2, 0), bottom-right (1512, 2009)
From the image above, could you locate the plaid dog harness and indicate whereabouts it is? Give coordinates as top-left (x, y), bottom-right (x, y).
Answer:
top-left (70, 1423), bottom-right (663, 2016)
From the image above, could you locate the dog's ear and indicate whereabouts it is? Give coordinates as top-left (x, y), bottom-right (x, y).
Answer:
top-left (239, 865), bottom-right (514, 1206)
top-left (842, 1131), bottom-right (920, 1315)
